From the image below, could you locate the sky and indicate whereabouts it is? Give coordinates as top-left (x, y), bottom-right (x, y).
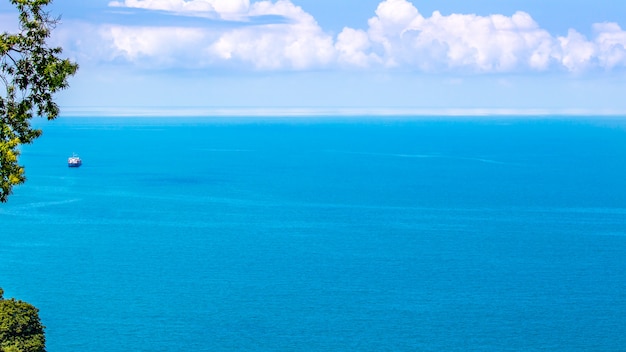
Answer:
top-left (2, 0), bottom-right (626, 116)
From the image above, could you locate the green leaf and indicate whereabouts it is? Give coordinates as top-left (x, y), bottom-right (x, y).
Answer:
top-left (0, 0), bottom-right (77, 202)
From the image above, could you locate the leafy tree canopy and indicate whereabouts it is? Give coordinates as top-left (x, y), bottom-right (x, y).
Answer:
top-left (0, 288), bottom-right (46, 352)
top-left (0, 0), bottom-right (78, 202)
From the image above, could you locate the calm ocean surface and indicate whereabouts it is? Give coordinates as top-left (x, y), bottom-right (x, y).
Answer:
top-left (2, 116), bottom-right (626, 351)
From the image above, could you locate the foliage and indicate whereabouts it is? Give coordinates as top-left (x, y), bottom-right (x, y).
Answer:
top-left (0, 288), bottom-right (46, 352)
top-left (0, 0), bottom-right (78, 202)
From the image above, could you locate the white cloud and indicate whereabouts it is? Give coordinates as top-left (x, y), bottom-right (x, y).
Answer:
top-left (593, 22), bottom-right (626, 70)
top-left (336, 0), bottom-right (626, 73)
top-left (105, 26), bottom-right (209, 66)
top-left (335, 28), bottom-right (381, 68)
top-left (57, 0), bottom-right (626, 73)
top-left (209, 1), bottom-right (335, 69)
top-left (346, 0), bottom-right (560, 72)
top-left (557, 29), bottom-right (596, 72)
top-left (95, 0), bottom-right (336, 70)
top-left (108, 0), bottom-right (251, 20)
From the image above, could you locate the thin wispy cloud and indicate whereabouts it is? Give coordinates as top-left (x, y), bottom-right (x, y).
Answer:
top-left (108, 0), bottom-right (252, 20)
top-left (50, 0), bottom-right (626, 73)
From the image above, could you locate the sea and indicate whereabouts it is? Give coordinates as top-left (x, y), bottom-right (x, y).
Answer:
top-left (1, 115), bottom-right (626, 351)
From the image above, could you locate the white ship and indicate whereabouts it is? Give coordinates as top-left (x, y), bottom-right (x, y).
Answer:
top-left (68, 154), bottom-right (82, 167)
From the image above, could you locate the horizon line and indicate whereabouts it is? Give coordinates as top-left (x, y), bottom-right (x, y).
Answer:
top-left (58, 106), bottom-right (626, 118)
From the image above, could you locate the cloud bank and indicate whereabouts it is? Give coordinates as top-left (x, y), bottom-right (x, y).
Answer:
top-left (64, 0), bottom-right (626, 73)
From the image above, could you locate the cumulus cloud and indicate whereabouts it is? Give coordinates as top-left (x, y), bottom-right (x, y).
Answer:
top-left (340, 0), bottom-right (559, 72)
top-left (593, 22), bottom-right (626, 70)
top-left (62, 0), bottom-right (626, 73)
top-left (210, 1), bottom-right (335, 69)
top-left (336, 28), bottom-right (381, 68)
top-left (91, 0), bottom-right (335, 69)
top-left (335, 0), bottom-right (626, 73)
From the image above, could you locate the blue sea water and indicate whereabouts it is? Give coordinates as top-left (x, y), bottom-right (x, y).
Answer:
top-left (2, 116), bottom-right (626, 351)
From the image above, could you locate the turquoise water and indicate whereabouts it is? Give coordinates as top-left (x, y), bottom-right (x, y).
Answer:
top-left (2, 116), bottom-right (626, 351)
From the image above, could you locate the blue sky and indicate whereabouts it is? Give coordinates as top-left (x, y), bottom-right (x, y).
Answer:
top-left (2, 0), bottom-right (626, 116)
